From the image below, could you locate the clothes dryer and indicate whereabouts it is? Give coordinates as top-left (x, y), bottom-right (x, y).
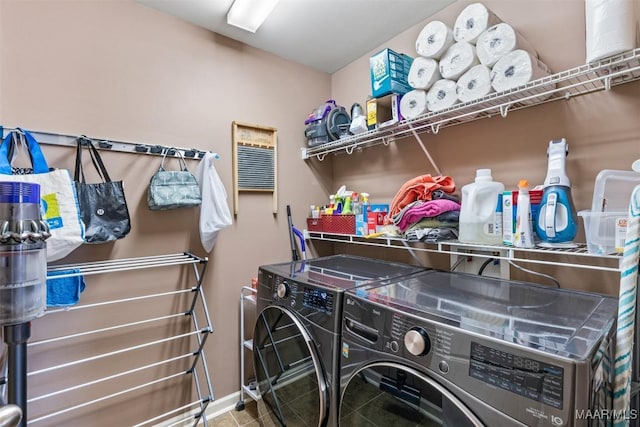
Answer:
top-left (339, 270), bottom-right (618, 427)
top-left (253, 255), bottom-right (425, 427)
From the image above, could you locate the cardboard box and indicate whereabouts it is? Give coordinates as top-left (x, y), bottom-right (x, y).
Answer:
top-left (369, 48), bottom-right (413, 98)
top-left (355, 204), bottom-right (390, 236)
top-left (366, 94), bottom-right (402, 130)
top-left (502, 190), bottom-right (543, 245)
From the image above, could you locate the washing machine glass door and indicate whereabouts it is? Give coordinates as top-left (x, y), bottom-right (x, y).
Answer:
top-left (253, 305), bottom-right (329, 427)
top-left (340, 362), bottom-right (484, 427)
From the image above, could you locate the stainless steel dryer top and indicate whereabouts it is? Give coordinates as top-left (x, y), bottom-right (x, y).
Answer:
top-left (259, 254), bottom-right (425, 293)
top-left (349, 270), bottom-right (618, 359)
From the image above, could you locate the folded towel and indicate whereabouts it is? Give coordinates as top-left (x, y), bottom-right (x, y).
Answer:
top-left (396, 199), bottom-right (461, 232)
top-left (432, 189), bottom-right (460, 203)
top-left (405, 227), bottom-right (459, 242)
top-left (46, 269), bottom-right (86, 307)
top-left (388, 175), bottom-right (456, 220)
top-left (404, 217), bottom-right (459, 234)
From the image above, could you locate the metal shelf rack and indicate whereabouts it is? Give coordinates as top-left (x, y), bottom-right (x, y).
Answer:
top-left (302, 48), bottom-right (640, 161)
top-left (307, 232), bottom-right (622, 273)
top-left (24, 252), bottom-right (214, 427)
top-left (236, 286), bottom-right (259, 411)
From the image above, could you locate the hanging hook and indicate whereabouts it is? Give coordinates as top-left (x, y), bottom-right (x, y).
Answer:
top-left (430, 123), bottom-right (440, 134)
top-left (317, 153), bottom-right (326, 162)
top-left (345, 145), bottom-right (355, 155)
top-left (500, 104), bottom-right (511, 118)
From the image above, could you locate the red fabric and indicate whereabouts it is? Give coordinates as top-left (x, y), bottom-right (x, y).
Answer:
top-left (388, 174), bottom-right (456, 219)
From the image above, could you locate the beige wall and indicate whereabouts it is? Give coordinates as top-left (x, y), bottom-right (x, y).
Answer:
top-left (1, 0), bottom-right (332, 425)
top-left (1, 0), bottom-right (639, 424)
top-left (328, 0), bottom-right (639, 293)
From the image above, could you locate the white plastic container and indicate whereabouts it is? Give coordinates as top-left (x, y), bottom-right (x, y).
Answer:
top-left (459, 169), bottom-right (505, 244)
top-left (514, 179), bottom-right (535, 248)
top-left (578, 210), bottom-right (627, 255)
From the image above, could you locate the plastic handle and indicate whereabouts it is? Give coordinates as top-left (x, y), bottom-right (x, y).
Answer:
top-left (544, 192), bottom-right (558, 238)
top-left (0, 129), bottom-right (50, 174)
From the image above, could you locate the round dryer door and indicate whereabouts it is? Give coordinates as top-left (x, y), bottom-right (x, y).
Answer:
top-left (340, 362), bottom-right (484, 426)
top-left (253, 305), bottom-right (329, 427)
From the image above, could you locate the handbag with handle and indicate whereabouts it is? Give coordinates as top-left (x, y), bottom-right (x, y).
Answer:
top-left (0, 128), bottom-right (85, 261)
top-left (147, 148), bottom-right (202, 210)
top-left (74, 137), bottom-right (131, 243)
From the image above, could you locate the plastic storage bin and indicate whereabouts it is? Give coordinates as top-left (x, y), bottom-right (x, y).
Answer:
top-left (578, 210), bottom-right (627, 255)
top-left (591, 169), bottom-right (640, 212)
top-left (321, 214), bottom-right (356, 234)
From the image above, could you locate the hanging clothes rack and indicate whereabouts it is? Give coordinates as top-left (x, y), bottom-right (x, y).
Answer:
top-left (0, 126), bottom-right (220, 160)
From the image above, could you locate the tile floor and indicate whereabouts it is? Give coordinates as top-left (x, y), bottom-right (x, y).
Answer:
top-left (209, 400), bottom-right (260, 427)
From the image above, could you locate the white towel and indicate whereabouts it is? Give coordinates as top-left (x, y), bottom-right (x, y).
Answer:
top-left (400, 89), bottom-right (429, 120)
top-left (456, 64), bottom-right (493, 103)
top-left (408, 57), bottom-right (441, 90)
top-left (586, 0), bottom-right (637, 63)
top-left (439, 42), bottom-right (480, 81)
top-left (195, 152), bottom-right (232, 252)
top-left (490, 49), bottom-right (551, 93)
top-left (415, 21), bottom-right (455, 60)
top-left (476, 23), bottom-right (538, 67)
top-left (453, 3), bottom-right (502, 44)
top-left (426, 79), bottom-right (458, 112)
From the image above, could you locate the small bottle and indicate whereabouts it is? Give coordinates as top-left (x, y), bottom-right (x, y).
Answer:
top-left (514, 179), bottom-right (535, 248)
top-left (352, 192), bottom-right (362, 215)
top-left (342, 196), bottom-right (353, 214)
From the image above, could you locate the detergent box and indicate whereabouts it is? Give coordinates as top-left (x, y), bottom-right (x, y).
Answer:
top-left (369, 48), bottom-right (413, 98)
top-left (356, 204), bottom-right (390, 236)
top-left (366, 94), bottom-right (402, 130)
top-left (502, 190), bottom-right (543, 245)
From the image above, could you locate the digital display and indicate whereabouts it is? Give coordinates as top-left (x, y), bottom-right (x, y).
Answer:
top-left (303, 287), bottom-right (334, 314)
top-left (469, 342), bottom-right (564, 409)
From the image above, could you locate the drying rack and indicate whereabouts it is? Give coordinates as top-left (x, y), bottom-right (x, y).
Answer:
top-left (14, 252), bottom-right (213, 426)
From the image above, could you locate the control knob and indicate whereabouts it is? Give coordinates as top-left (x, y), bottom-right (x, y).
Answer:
top-left (276, 282), bottom-right (289, 299)
top-left (404, 327), bottom-right (431, 356)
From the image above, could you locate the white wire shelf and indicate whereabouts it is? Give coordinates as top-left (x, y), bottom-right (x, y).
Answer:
top-left (307, 231), bottom-right (622, 273)
top-left (302, 48), bottom-right (640, 160)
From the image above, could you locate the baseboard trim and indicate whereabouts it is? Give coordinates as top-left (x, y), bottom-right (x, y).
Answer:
top-left (159, 391), bottom-right (255, 426)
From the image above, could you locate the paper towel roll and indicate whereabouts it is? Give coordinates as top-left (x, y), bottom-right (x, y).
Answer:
top-left (400, 90), bottom-right (429, 120)
top-left (439, 42), bottom-right (480, 81)
top-left (408, 57), bottom-right (441, 90)
top-left (456, 64), bottom-right (493, 102)
top-left (426, 79), bottom-right (459, 112)
top-left (586, 0), bottom-right (636, 63)
top-left (476, 23), bottom-right (539, 67)
top-left (490, 49), bottom-right (551, 93)
top-left (415, 21), bottom-right (455, 59)
top-left (454, 3), bottom-right (502, 44)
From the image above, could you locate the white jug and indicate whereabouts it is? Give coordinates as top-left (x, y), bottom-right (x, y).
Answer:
top-left (459, 169), bottom-right (505, 245)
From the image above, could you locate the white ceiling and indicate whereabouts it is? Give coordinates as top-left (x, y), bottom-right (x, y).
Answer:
top-left (136, 0), bottom-right (457, 74)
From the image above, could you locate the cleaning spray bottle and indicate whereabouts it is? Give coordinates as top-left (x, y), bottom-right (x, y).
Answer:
top-left (514, 179), bottom-right (535, 248)
top-left (536, 139), bottom-right (578, 247)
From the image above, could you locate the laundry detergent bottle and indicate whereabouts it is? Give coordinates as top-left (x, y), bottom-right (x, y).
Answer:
top-left (459, 169), bottom-right (505, 244)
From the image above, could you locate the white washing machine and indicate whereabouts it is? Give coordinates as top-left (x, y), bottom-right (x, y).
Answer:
top-left (339, 270), bottom-right (618, 426)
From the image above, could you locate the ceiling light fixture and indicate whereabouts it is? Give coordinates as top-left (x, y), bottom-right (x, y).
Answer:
top-left (226, 0), bottom-right (280, 33)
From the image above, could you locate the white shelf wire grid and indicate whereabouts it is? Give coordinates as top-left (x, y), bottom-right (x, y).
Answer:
top-left (302, 48), bottom-right (640, 160)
